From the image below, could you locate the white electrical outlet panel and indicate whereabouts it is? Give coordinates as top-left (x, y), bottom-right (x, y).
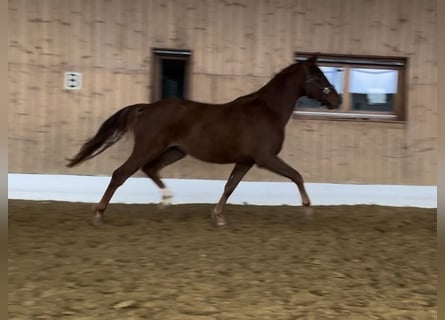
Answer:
top-left (64, 72), bottom-right (82, 90)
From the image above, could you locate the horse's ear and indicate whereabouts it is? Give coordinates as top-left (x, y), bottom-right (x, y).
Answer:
top-left (306, 53), bottom-right (319, 66)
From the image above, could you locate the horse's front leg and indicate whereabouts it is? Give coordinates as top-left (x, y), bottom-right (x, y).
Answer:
top-left (256, 155), bottom-right (313, 220)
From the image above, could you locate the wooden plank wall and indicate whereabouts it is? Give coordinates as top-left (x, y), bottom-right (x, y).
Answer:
top-left (8, 0), bottom-right (437, 185)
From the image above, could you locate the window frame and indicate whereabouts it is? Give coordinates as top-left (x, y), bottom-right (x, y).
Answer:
top-left (152, 48), bottom-right (192, 102)
top-left (294, 52), bottom-right (408, 122)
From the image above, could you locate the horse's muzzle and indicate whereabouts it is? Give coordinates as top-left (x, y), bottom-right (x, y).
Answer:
top-left (325, 95), bottom-right (342, 109)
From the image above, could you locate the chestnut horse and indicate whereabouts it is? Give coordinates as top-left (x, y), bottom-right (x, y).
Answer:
top-left (67, 55), bottom-right (341, 226)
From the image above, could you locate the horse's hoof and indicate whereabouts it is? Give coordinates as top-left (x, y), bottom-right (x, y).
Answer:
top-left (211, 210), bottom-right (226, 227)
top-left (159, 189), bottom-right (173, 209)
top-left (214, 214), bottom-right (227, 227)
top-left (303, 206), bottom-right (313, 221)
top-left (91, 214), bottom-right (104, 226)
top-left (157, 200), bottom-right (172, 209)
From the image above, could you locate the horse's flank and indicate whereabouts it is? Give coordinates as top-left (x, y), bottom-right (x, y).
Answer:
top-left (133, 96), bottom-right (283, 164)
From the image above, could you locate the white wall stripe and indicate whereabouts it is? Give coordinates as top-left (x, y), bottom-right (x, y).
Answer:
top-left (8, 174), bottom-right (437, 208)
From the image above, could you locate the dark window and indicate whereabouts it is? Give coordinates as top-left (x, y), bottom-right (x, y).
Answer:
top-left (161, 59), bottom-right (186, 99)
top-left (152, 48), bottom-right (191, 101)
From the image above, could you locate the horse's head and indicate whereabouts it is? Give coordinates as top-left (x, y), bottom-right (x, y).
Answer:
top-left (302, 55), bottom-right (342, 109)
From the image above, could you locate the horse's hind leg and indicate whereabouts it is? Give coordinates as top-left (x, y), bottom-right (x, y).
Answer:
top-left (93, 152), bottom-right (151, 225)
top-left (141, 147), bottom-right (186, 207)
top-left (213, 163), bottom-right (253, 226)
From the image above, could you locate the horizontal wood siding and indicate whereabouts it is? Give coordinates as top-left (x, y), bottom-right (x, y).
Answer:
top-left (9, 0), bottom-right (437, 185)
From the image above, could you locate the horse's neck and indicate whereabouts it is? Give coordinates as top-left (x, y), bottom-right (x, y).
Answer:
top-left (259, 70), bottom-right (304, 126)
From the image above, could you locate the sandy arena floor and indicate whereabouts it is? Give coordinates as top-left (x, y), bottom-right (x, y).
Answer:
top-left (8, 200), bottom-right (436, 320)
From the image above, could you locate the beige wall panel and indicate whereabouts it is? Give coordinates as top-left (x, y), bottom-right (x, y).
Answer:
top-left (8, 65), bottom-right (149, 175)
top-left (281, 120), bottom-right (407, 184)
top-left (190, 73), bottom-right (214, 103)
top-left (191, 73), bottom-right (270, 104)
top-left (8, 0), bottom-right (437, 186)
top-left (405, 84), bottom-right (437, 184)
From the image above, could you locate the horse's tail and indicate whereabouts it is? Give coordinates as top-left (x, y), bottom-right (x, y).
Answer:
top-left (66, 104), bottom-right (143, 168)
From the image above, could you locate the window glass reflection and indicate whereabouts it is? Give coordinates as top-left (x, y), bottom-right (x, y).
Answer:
top-left (350, 68), bottom-right (398, 111)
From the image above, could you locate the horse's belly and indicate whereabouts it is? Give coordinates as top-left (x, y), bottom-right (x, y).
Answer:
top-left (178, 139), bottom-right (252, 164)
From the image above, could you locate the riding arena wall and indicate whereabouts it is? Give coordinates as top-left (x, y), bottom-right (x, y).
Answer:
top-left (8, 0), bottom-right (437, 185)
